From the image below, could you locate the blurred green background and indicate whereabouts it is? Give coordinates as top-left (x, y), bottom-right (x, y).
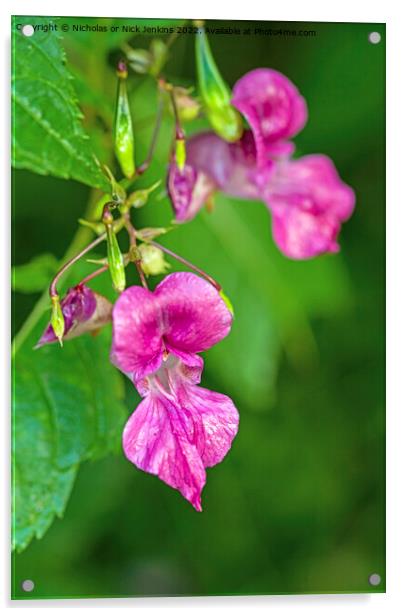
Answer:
top-left (12, 18), bottom-right (385, 598)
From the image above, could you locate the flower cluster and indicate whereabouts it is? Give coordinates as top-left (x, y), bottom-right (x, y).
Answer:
top-left (169, 68), bottom-right (355, 259)
top-left (110, 272), bottom-right (239, 510)
top-left (36, 48), bottom-right (356, 514)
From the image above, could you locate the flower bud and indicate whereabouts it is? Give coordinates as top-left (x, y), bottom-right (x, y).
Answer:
top-left (138, 244), bottom-right (170, 276)
top-left (171, 87), bottom-right (201, 123)
top-left (125, 47), bottom-right (153, 74)
top-left (50, 294), bottom-right (65, 346)
top-left (114, 61), bottom-right (135, 179)
top-left (195, 28), bottom-right (243, 142)
top-left (149, 39), bottom-right (168, 77)
top-left (126, 180), bottom-right (161, 209)
top-left (136, 227), bottom-right (171, 241)
top-left (36, 286), bottom-right (112, 348)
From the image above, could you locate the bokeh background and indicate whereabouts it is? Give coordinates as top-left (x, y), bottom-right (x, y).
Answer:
top-left (12, 18), bottom-right (385, 598)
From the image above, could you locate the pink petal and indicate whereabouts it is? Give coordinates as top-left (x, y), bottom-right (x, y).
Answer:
top-left (167, 160), bottom-right (216, 223)
top-left (123, 393), bottom-right (206, 511)
top-left (111, 286), bottom-right (164, 382)
top-left (122, 374), bottom-right (239, 510)
top-left (265, 154), bottom-right (355, 259)
top-left (232, 68), bottom-right (307, 167)
top-left (155, 272), bottom-right (233, 354)
top-left (187, 130), bottom-right (266, 200)
top-left (175, 383), bottom-right (239, 468)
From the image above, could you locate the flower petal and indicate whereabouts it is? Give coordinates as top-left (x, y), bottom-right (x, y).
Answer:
top-left (155, 272), bottom-right (233, 354)
top-left (123, 393), bottom-right (206, 511)
top-left (167, 160), bottom-right (216, 223)
top-left (187, 130), bottom-right (265, 200)
top-left (36, 286), bottom-right (111, 348)
top-left (111, 286), bottom-right (164, 381)
top-left (232, 68), bottom-right (307, 166)
top-left (176, 383), bottom-right (239, 468)
top-left (265, 154), bottom-right (355, 259)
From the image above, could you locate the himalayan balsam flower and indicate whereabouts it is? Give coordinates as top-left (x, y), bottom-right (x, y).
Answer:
top-left (168, 68), bottom-right (355, 260)
top-left (167, 157), bottom-right (216, 222)
top-left (36, 285), bottom-right (112, 347)
top-left (111, 272), bottom-right (239, 511)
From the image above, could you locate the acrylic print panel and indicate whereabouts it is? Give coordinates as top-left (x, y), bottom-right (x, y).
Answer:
top-left (11, 15), bottom-right (385, 599)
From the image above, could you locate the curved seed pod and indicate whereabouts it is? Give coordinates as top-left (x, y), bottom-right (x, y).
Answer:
top-left (195, 28), bottom-right (243, 142)
top-left (114, 62), bottom-right (135, 178)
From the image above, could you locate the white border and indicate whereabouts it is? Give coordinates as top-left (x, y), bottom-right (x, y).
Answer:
top-left (2, 1), bottom-right (401, 614)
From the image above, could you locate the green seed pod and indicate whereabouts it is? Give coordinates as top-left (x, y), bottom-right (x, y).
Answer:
top-left (195, 27), bottom-right (243, 142)
top-left (50, 294), bottom-right (65, 346)
top-left (114, 62), bottom-right (135, 179)
top-left (103, 209), bottom-right (126, 293)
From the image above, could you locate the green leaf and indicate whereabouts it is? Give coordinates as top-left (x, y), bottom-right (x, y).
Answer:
top-left (12, 323), bottom-right (126, 552)
top-left (11, 16), bottom-right (109, 191)
top-left (12, 253), bottom-right (59, 294)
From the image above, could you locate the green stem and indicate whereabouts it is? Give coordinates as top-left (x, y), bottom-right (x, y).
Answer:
top-left (150, 240), bottom-right (221, 291)
top-left (12, 199), bottom-right (100, 357)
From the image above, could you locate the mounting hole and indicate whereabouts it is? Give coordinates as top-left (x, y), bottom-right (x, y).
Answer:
top-left (368, 573), bottom-right (381, 586)
top-left (22, 24), bottom-right (34, 37)
top-left (368, 31), bottom-right (381, 44)
top-left (22, 579), bottom-right (34, 592)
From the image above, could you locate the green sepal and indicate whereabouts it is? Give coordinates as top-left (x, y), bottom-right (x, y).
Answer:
top-left (50, 295), bottom-right (65, 345)
top-left (219, 289), bottom-right (235, 316)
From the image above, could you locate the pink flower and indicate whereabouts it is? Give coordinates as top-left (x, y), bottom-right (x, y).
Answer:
top-left (167, 66), bottom-right (355, 260)
top-left (36, 285), bottom-right (112, 348)
top-left (264, 155), bottom-right (356, 259)
top-left (231, 68), bottom-right (307, 166)
top-left (111, 272), bottom-right (239, 511)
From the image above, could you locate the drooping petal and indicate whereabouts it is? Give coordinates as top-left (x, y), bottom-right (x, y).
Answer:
top-left (155, 272), bottom-right (233, 354)
top-left (36, 286), bottom-right (112, 348)
top-left (175, 383), bottom-right (239, 468)
top-left (167, 160), bottom-right (216, 222)
top-left (111, 286), bottom-right (164, 381)
top-left (122, 368), bottom-right (239, 511)
top-left (264, 154), bottom-right (355, 259)
top-left (123, 392), bottom-right (206, 511)
top-left (232, 68), bottom-right (307, 167)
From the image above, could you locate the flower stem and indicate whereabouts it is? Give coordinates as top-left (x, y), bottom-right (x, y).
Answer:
top-left (150, 241), bottom-right (221, 291)
top-left (124, 213), bottom-right (148, 289)
top-left (78, 264), bottom-right (109, 286)
top-left (49, 233), bottom-right (106, 298)
top-left (136, 95), bottom-right (164, 176)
